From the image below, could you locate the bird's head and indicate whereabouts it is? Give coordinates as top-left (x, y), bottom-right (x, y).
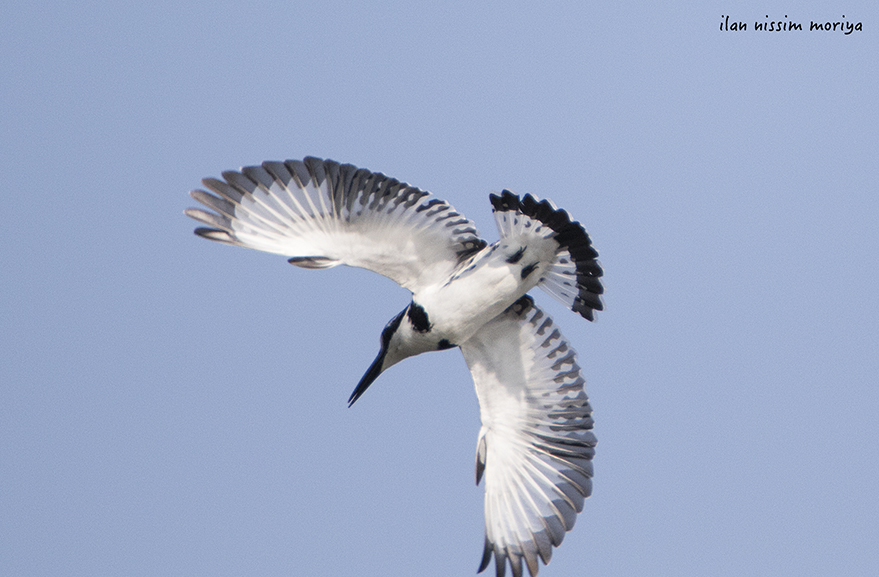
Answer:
top-left (347, 303), bottom-right (439, 406)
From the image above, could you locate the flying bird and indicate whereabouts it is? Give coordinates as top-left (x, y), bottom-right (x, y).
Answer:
top-left (185, 157), bottom-right (603, 577)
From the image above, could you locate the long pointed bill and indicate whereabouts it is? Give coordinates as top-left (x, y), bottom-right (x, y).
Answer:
top-left (348, 348), bottom-right (387, 407)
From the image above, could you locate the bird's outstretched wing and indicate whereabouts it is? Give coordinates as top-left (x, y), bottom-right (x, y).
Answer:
top-left (461, 295), bottom-right (595, 577)
top-left (185, 157), bottom-right (487, 292)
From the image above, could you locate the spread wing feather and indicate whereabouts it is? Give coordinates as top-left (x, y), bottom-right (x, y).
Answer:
top-left (462, 295), bottom-right (595, 577)
top-left (185, 157), bottom-right (486, 292)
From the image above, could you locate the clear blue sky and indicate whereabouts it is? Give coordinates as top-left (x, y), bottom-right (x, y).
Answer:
top-left (2, 2), bottom-right (877, 576)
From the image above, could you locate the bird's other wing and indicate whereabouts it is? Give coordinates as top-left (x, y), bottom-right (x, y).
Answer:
top-left (461, 295), bottom-right (595, 577)
top-left (185, 157), bottom-right (487, 292)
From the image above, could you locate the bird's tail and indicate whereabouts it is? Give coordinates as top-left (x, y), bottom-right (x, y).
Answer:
top-left (489, 191), bottom-right (604, 321)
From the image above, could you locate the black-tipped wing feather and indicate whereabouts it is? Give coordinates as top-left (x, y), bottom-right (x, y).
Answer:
top-left (186, 157), bottom-right (487, 292)
top-left (462, 296), bottom-right (595, 577)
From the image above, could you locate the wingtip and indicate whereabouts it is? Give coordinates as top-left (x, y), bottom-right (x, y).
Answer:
top-left (478, 536), bottom-right (493, 573)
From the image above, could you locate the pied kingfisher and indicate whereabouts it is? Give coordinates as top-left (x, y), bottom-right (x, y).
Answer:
top-left (185, 157), bottom-right (604, 577)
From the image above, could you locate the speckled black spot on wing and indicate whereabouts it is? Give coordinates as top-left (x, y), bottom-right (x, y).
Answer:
top-left (506, 294), bottom-right (534, 314)
top-left (506, 246), bottom-right (526, 264)
top-left (456, 239), bottom-right (488, 260)
top-left (521, 262), bottom-right (539, 279)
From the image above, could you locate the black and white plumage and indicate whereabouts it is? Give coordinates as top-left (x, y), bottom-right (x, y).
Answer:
top-left (185, 157), bottom-right (603, 577)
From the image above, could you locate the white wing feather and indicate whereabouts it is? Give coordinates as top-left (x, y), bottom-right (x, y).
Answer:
top-left (461, 296), bottom-right (595, 577)
top-left (185, 157), bottom-right (486, 292)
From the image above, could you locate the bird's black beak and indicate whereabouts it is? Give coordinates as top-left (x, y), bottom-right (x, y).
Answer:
top-left (348, 308), bottom-right (406, 407)
top-left (348, 348), bottom-right (386, 407)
